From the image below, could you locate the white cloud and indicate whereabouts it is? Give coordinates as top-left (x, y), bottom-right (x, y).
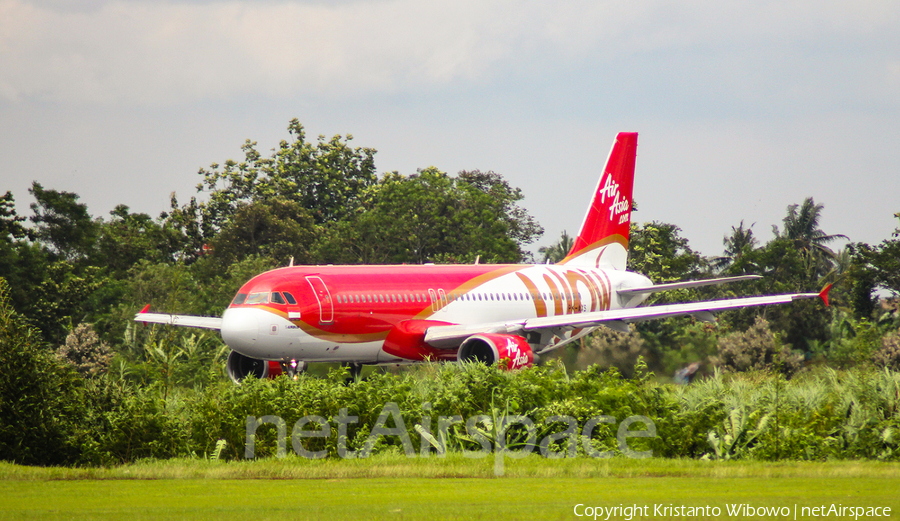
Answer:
top-left (0, 0), bottom-right (898, 106)
top-left (0, 0), bottom-right (532, 103)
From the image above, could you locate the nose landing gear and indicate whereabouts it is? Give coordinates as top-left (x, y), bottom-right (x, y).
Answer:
top-left (282, 359), bottom-right (308, 380)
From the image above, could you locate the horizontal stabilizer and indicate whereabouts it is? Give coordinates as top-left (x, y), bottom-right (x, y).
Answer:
top-left (616, 275), bottom-right (762, 297)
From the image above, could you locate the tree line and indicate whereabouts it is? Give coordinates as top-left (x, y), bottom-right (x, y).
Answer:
top-left (2, 119), bottom-right (899, 375)
top-left (2, 119), bottom-right (899, 371)
top-left (1, 118), bottom-right (899, 465)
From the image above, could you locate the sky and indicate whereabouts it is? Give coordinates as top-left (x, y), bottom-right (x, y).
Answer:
top-left (1, 0), bottom-right (898, 260)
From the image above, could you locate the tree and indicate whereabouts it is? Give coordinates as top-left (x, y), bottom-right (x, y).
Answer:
top-left (29, 263), bottom-right (106, 345)
top-left (314, 168), bottom-right (542, 264)
top-left (456, 170), bottom-right (543, 252)
top-left (28, 182), bottom-right (98, 262)
top-left (210, 198), bottom-right (317, 266)
top-left (0, 278), bottom-right (86, 465)
top-left (772, 197), bottom-right (847, 280)
top-left (627, 221), bottom-right (705, 285)
top-left (0, 191), bottom-right (26, 242)
top-left (712, 221), bottom-right (758, 273)
top-left (96, 205), bottom-right (178, 276)
top-left (713, 236), bottom-right (831, 352)
top-left (195, 119), bottom-right (377, 230)
top-left (852, 212), bottom-right (900, 300)
top-left (0, 192), bottom-right (50, 319)
top-left (538, 230), bottom-right (574, 264)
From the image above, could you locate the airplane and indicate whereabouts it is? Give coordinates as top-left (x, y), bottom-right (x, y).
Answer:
top-left (136, 132), bottom-right (830, 382)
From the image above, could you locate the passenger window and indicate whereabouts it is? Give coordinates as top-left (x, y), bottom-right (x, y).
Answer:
top-left (271, 292), bottom-right (286, 305)
top-left (282, 292), bottom-right (297, 305)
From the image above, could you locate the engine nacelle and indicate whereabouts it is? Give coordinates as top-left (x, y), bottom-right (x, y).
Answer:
top-left (226, 350), bottom-right (283, 383)
top-left (457, 333), bottom-right (534, 370)
top-left (382, 320), bottom-right (457, 361)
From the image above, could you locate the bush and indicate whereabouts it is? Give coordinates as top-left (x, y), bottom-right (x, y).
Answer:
top-left (710, 317), bottom-right (804, 377)
top-left (0, 278), bottom-right (87, 465)
top-left (57, 323), bottom-right (113, 378)
top-left (874, 329), bottom-right (900, 371)
top-left (574, 327), bottom-right (652, 378)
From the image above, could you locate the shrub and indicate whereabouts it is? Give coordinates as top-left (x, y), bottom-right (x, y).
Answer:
top-left (874, 329), bottom-right (900, 371)
top-left (575, 327), bottom-right (652, 378)
top-left (0, 278), bottom-right (87, 465)
top-left (711, 317), bottom-right (804, 377)
top-left (57, 323), bottom-right (113, 378)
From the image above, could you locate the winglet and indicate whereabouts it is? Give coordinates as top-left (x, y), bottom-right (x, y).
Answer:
top-left (139, 304), bottom-right (151, 314)
top-left (818, 284), bottom-right (832, 307)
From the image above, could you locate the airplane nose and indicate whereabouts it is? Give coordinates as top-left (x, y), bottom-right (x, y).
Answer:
top-left (221, 308), bottom-right (258, 349)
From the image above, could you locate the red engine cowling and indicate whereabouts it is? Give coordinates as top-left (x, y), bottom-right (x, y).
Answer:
top-left (457, 334), bottom-right (534, 370)
top-left (382, 320), bottom-right (457, 361)
top-left (226, 350), bottom-right (283, 383)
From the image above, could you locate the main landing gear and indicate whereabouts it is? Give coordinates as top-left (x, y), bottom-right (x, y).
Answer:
top-left (342, 362), bottom-right (364, 383)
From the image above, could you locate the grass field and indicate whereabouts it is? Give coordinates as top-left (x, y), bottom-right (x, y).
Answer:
top-left (1, 456), bottom-right (899, 520)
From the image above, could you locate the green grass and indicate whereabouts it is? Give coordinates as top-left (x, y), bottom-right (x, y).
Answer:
top-left (1, 456), bottom-right (899, 520)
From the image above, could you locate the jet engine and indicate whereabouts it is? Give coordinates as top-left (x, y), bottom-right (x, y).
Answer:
top-left (226, 350), bottom-right (283, 383)
top-left (382, 319), bottom-right (457, 361)
top-left (457, 333), bottom-right (534, 370)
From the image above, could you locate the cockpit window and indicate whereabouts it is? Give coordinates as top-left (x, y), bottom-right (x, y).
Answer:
top-left (271, 292), bottom-right (286, 305)
top-left (232, 293), bottom-right (247, 305)
top-left (282, 291), bottom-right (297, 305)
top-left (245, 292), bottom-right (269, 305)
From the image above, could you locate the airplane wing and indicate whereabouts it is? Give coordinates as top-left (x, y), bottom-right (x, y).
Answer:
top-left (423, 286), bottom-right (830, 349)
top-left (135, 311), bottom-right (223, 330)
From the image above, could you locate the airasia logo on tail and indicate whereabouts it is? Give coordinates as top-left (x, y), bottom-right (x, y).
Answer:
top-left (598, 172), bottom-right (630, 225)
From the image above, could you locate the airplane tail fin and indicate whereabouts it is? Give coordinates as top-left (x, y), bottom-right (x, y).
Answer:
top-left (559, 132), bottom-right (637, 269)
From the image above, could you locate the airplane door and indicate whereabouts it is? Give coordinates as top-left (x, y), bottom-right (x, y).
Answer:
top-left (306, 276), bottom-right (334, 324)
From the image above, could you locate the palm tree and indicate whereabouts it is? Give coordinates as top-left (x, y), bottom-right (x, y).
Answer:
top-left (711, 221), bottom-right (758, 272)
top-left (772, 197), bottom-right (848, 279)
top-left (538, 230), bottom-right (574, 264)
